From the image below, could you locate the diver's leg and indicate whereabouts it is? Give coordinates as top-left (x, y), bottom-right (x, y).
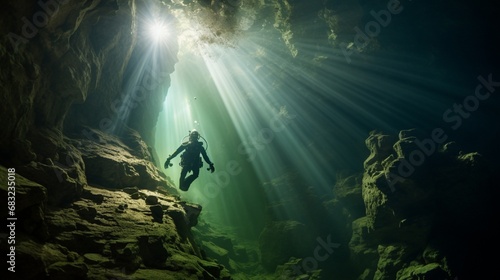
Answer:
top-left (183, 168), bottom-right (200, 191)
top-left (179, 168), bottom-right (189, 191)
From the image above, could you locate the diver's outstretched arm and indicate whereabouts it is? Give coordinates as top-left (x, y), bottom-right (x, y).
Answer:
top-left (200, 147), bottom-right (215, 173)
top-left (164, 145), bottom-right (185, 169)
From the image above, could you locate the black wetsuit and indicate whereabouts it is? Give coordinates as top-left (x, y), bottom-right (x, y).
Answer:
top-left (169, 141), bottom-right (213, 191)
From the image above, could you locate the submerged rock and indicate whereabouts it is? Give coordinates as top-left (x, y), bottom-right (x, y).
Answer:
top-left (347, 129), bottom-right (492, 279)
top-left (73, 128), bottom-right (175, 193)
top-left (5, 185), bottom-right (228, 279)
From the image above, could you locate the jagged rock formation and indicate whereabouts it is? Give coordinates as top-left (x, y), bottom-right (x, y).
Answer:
top-left (347, 129), bottom-right (494, 279)
top-left (69, 127), bottom-right (174, 192)
top-left (249, 128), bottom-right (496, 279)
top-left (1, 167), bottom-right (230, 279)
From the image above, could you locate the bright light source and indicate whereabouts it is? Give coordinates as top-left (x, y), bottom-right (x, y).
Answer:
top-left (148, 20), bottom-right (169, 42)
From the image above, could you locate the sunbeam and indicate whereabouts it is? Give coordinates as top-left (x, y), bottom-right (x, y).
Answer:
top-left (149, 2), bottom-right (500, 278)
top-left (155, 21), bottom-right (474, 235)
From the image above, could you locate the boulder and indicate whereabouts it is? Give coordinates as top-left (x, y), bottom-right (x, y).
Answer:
top-left (202, 241), bottom-right (230, 267)
top-left (74, 128), bottom-right (170, 190)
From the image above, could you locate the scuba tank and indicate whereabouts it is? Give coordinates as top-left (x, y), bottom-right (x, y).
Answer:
top-left (179, 130), bottom-right (209, 168)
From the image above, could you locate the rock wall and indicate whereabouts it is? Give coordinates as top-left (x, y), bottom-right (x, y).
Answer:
top-left (347, 129), bottom-right (496, 279)
top-left (252, 128), bottom-right (497, 279)
top-left (0, 1), bottom-right (223, 279)
top-left (1, 0), bottom-right (176, 200)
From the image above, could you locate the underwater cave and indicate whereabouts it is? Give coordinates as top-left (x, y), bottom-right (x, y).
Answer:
top-left (1, 0), bottom-right (499, 279)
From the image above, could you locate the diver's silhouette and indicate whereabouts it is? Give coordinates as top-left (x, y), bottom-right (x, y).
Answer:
top-left (164, 129), bottom-right (215, 191)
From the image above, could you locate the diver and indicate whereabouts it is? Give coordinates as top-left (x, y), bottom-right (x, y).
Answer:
top-left (164, 129), bottom-right (215, 191)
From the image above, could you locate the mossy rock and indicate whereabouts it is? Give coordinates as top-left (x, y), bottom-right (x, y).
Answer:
top-left (397, 263), bottom-right (450, 280)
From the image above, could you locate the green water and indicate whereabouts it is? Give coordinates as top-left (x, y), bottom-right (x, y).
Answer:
top-left (151, 0), bottom-right (499, 278)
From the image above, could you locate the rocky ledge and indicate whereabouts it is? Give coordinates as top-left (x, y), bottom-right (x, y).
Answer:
top-left (0, 168), bottom-right (231, 280)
